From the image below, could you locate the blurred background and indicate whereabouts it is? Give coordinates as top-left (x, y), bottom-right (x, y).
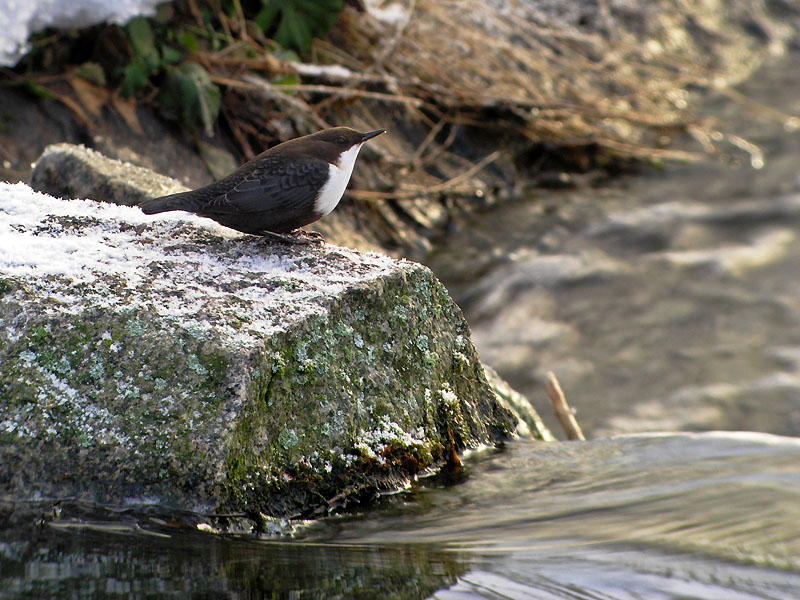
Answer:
top-left (2, 1), bottom-right (800, 598)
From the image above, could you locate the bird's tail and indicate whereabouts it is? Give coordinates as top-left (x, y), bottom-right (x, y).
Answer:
top-left (138, 191), bottom-right (197, 215)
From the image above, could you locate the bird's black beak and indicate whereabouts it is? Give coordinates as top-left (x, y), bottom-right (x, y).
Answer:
top-left (360, 129), bottom-right (386, 143)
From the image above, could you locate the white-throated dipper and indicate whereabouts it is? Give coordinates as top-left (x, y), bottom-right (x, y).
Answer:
top-left (138, 127), bottom-right (385, 243)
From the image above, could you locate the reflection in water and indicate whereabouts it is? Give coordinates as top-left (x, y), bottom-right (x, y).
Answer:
top-left (1, 527), bottom-right (462, 598)
top-left (3, 434), bottom-right (799, 598)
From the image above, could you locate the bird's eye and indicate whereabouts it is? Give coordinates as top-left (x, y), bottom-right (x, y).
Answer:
top-left (335, 136), bottom-right (347, 145)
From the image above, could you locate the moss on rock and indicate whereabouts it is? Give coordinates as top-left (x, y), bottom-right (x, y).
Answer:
top-left (0, 179), bottom-right (547, 522)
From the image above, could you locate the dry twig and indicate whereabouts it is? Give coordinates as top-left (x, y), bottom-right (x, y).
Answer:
top-left (349, 150), bottom-right (501, 200)
top-left (546, 371), bottom-right (585, 441)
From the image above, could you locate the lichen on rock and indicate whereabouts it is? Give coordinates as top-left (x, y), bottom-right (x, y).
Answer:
top-left (0, 180), bottom-right (547, 523)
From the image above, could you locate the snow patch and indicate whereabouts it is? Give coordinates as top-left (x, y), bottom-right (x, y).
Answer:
top-left (0, 182), bottom-right (401, 349)
top-left (0, 0), bottom-right (163, 66)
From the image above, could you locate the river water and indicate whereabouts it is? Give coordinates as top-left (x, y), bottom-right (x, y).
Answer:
top-left (3, 51), bottom-right (800, 600)
top-left (3, 433), bottom-right (800, 598)
top-left (431, 50), bottom-right (800, 440)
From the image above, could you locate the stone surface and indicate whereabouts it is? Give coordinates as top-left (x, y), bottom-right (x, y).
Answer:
top-left (0, 181), bottom-right (548, 521)
top-left (30, 143), bottom-right (187, 207)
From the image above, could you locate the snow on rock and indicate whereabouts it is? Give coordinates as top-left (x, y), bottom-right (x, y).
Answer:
top-left (0, 0), bottom-right (163, 66)
top-left (0, 180), bottom-right (531, 522)
top-left (0, 181), bottom-right (396, 347)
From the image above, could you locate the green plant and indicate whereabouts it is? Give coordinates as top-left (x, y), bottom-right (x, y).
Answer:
top-left (17, 1), bottom-right (343, 139)
top-left (121, 16), bottom-right (220, 136)
top-left (255, 0), bottom-right (343, 55)
top-left (158, 62), bottom-right (221, 137)
top-left (120, 17), bottom-right (162, 97)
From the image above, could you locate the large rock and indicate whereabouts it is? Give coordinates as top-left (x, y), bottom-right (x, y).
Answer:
top-left (0, 180), bottom-right (547, 523)
top-left (30, 142), bottom-right (187, 207)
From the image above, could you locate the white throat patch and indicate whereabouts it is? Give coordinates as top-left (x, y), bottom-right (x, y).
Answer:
top-left (314, 143), bottom-right (363, 216)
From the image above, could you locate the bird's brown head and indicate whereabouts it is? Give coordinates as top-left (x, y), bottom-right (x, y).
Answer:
top-left (286, 127), bottom-right (385, 164)
top-left (311, 127), bottom-right (385, 148)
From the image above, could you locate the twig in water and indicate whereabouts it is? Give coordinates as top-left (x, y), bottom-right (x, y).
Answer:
top-left (546, 371), bottom-right (585, 441)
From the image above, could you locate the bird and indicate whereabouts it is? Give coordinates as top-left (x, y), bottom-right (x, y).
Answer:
top-left (138, 127), bottom-right (385, 244)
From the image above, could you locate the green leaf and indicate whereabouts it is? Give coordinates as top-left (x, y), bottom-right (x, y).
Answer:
top-left (22, 79), bottom-right (56, 100)
top-left (295, 0), bottom-right (340, 25)
top-left (160, 44), bottom-right (183, 65)
top-left (126, 17), bottom-right (160, 72)
top-left (126, 18), bottom-right (153, 54)
top-left (271, 47), bottom-right (300, 63)
top-left (270, 72), bottom-right (298, 87)
top-left (177, 31), bottom-right (199, 53)
top-left (255, 0), bottom-right (343, 54)
top-left (159, 62), bottom-right (221, 137)
top-left (74, 62), bottom-right (106, 87)
top-left (288, 10), bottom-right (313, 53)
top-left (255, 4), bottom-right (281, 31)
top-left (120, 59), bottom-right (150, 97)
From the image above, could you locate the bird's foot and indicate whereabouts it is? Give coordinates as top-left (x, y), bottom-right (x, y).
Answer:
top-left (258, 229), bottom-right (325, 246)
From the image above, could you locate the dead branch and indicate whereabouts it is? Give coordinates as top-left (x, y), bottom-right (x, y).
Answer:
top-left (349, 150), bottom-right (501, 201)
top-left (546, 371), bottom-right (585, 441)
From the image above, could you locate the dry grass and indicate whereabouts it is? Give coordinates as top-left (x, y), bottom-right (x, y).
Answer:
top-left (208, 1), bottom-right (796, 197)
top-left (200, 0), bottom-right (795, 247)
top-left (23, 0), bottom-right (793, 248)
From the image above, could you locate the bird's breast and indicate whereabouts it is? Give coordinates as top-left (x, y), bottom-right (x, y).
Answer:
top-left (313, 143), bottom-right (363, 216)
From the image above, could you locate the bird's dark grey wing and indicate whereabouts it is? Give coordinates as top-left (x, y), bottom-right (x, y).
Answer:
top-left (199, 159), bottom-right (330, 216)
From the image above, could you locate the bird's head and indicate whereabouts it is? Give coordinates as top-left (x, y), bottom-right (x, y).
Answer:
top-left (294, 127), bottom-right (385, 168)
top-left (310, 127), bottom-right (385, 152)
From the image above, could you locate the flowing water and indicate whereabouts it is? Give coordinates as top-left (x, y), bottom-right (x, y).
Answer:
top-left (4, 51), bottom-right (800, 600)
top-left (3, 433), bottom-right (800, 598)
top-left (430, 50), bottom-right (800, 440)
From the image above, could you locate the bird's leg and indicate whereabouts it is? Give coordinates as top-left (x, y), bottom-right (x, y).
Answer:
top-left (258, 229), bottom-right (325, 246)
